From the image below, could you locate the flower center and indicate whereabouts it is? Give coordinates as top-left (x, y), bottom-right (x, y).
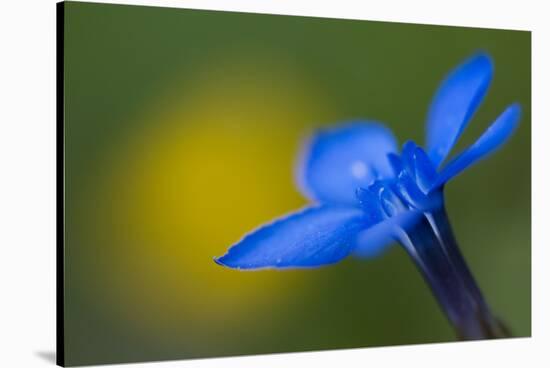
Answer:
top-left (379, 184), bottom-right (408, 219)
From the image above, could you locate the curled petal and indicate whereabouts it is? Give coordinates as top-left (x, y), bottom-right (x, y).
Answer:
top-left (214, 205), bottom-right (367, 269)
top-left (297, 121), bottom-right (398, 205)
top-left (432, 103), bottom-right (521, 189)
top-left (387, 153), bottom-right (404, 177)
top-left (413, 146), bottom-right (438, 193)
top-left (397, 142), bottom-right (438, 194)
top-left (426, 53), bottom-right (493, 167)
top-left (396, 170), bottom-right (431, 210)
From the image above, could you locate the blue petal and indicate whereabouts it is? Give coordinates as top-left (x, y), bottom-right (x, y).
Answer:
top-left (355, 187), bottom-right (385, 224)
top-left (353, 210), bottom-right (422, 258)
top-left (297, 121), bottom-right (398, 204)
top-left (353, 181), bottom-right (422, 258)
top-left (401, 141), bottom-right (418, 178)
top-left (426, 53), bottom-right (494, 167)
top-left (214, 205), bottom-right (368, 269)
top-left (397, 141), bottom-right (437, 194)
top-left (431, 103), bottom-right (521, 189)
top-left (396, 170), bottom-right (431, 210)
top-left (387, 153), bottom-right (404, 177)
top-left (412, 146), bottom-right (438, 193)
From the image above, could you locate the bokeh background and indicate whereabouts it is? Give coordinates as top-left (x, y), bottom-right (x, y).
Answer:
top-left (63, 2), bottom-right (531, 366)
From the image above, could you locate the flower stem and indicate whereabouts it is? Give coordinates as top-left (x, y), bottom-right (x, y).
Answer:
top-left (397, 208), bottom-right (510, 340)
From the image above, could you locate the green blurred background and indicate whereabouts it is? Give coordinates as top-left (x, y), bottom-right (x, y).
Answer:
top-left (63, 2), bottom-right (531, 366)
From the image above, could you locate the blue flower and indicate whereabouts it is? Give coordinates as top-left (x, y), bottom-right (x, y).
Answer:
top-left (214, 53), bottom-right (521, 339)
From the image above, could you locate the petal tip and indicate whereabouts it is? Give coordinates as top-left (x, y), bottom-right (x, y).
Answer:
top-left (498, 103), bottom-right (522, 134)
top-left (213, 254), bottom-right (235, 269)
top-left (464, 51), bottom-right (494, 79)
top-left (509, 102), bottom-right (522, 117)
top-left (471, 51), bottom-right (493, 68)
top-left (426, 52), bottom-right (496, 167)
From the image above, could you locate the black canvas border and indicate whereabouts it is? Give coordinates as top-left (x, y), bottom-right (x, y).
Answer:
top-left (56, 1), bottom-right (65, 367)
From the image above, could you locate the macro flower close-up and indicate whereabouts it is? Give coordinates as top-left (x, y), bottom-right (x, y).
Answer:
top-left (56, 3), bottom-right (533, 364)
top-left (215, 53), bottom-right (521, 340)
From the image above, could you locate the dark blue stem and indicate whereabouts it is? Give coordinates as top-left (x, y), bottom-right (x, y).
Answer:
top-left (397, 209), bottom-right (509, 340)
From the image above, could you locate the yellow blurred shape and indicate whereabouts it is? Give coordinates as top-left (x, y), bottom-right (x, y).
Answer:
top-left (93, 58), bottom-right (333, 338)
